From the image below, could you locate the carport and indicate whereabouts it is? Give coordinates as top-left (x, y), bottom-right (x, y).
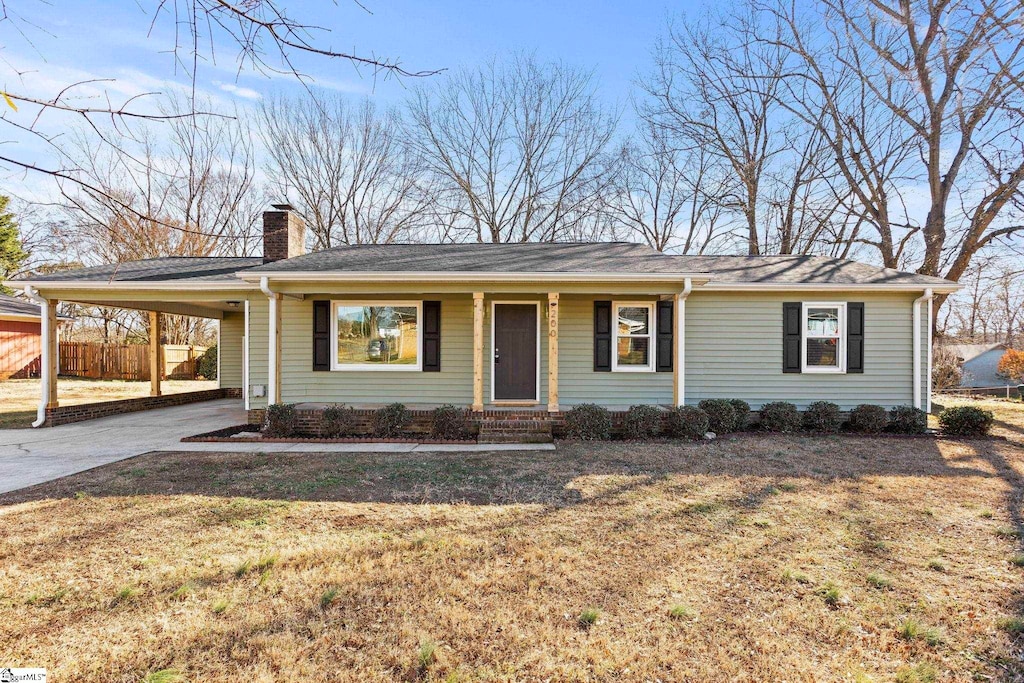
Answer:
top-left (9, 256), bottom-right (259, 426)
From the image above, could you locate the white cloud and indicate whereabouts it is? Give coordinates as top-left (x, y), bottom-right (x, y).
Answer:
top-left (215, 81), bottom-right (263, 100)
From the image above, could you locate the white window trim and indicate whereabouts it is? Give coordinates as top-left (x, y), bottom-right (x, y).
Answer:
top-left (330, 300), bottom-right (423, 372)
top-left (801, 301), bottom-right (847, 374)
top-left (611, 301), bottom-right (656, 373)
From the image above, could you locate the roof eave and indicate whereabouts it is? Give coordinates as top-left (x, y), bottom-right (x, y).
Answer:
top-left (702, 282), bottom-right (961, 293)
top-left (4, 279), bottom-right (257, 291)
top-left (238, 271), bottom-right (713, 283)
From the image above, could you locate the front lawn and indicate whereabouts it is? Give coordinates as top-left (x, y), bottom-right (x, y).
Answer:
top-left (0, 401), bottom-right (1022, 681)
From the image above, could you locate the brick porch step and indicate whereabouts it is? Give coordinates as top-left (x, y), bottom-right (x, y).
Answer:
top-left (477, 419), bottom-right (554, 444)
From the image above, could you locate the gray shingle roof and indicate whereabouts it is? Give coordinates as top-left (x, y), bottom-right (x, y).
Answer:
top-left (246, 242), bottom-right (692, 274)
top-left (7, 244), bottom-right (959, 289)
top-left (15, 257), bottom-right (262, 283)
top-left (673, 254), bottom-right (955, 287)
top-left (0, 292), bottom-right (42, 317)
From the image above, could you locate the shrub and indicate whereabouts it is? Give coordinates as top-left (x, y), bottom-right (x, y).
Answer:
top-left (932, 346), bottom-right (962, 391)
top-left (431, 404), bottom-right (472, 440)
top-left (372, 403), bottom-right (410, 438)
top-left (321, 404), bottom-right (356, 438)
top-left (623, 405), bottom-right (663, 440)
top-left (938, 406), bottom-right (994, 437)
top-left (803, 401), bottom-right (842, 433)
top-left (665, 405), bottom-right (710, 440)
top-left (848, 404), bottom-right (888, 434)
top-left (728, 399), bottom-right (751, 430)
top-left (759, 401), bottom-right (801, 433)
top-left (889, 405), bottom-right (927, 434)
top-left (562, 404), bottom-right (612, 440)
top-left (263, 403), bottom-right (297, 437)
top-left (196, 344), bottom-right (218, 380)
top-left (697, 399), bottom-right (738, 434)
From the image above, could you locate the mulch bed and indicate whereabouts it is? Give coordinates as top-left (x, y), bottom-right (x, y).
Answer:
top-left (181, 424), bottom-right (478, 445)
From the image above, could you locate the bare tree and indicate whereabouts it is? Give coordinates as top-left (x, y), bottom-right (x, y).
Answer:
top-left (602, 122), bottom-right (728, 253)
top-left (260, 92), bottom-right (434, 248)
top-left (0, 1), bottom-right (438, 231)
top-left (763, 0), bottom-right (1024, 303)
top-left (407, 55), bottom-right (617, 243)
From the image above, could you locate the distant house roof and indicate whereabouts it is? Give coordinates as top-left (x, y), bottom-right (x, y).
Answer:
top-left (0, 292), bottom-right (43, 318)
top-left (6, 243), bottom-right (959, 290)
top-left (943, 343), bottom-right (1007, 363)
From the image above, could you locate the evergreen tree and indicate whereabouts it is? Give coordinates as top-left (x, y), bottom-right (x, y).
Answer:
top-left (0, 195), bottom-right (27, 294)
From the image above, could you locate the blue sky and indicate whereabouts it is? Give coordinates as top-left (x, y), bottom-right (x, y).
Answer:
top-left (1, 0), bottom-right (694, 201)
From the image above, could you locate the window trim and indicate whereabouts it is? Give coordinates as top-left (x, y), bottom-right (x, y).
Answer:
top-left (330, 300), bottom-right (423, 372)
top-left (801, 301), bottom-right (846, 374)
top-left (611, 301), bottom-right (656, 373)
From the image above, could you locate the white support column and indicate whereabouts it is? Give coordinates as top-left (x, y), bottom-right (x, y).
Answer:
top-left (673, 278), bottom-right (692, 407)
top-left (260, 277), bottom-right (281, 405)
top-left (149, 311), bottom-right (162, 397)
top-left (24, 286), bottom-right (53, 427)
top-left (243, 300), bottom-right (250, 411)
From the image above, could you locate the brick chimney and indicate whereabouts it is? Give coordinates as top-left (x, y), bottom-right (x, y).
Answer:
top-left (262, 203), bottom-right (306, 263)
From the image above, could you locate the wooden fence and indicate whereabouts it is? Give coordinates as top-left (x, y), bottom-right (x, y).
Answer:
top-left (59, 342), bottom-right (208, 381)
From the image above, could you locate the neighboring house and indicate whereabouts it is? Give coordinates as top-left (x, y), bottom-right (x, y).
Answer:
top-left (0, 293), bottom-right (50, 379)
top-left (943, 343), bottom-right (1010, 388)
top-left (6, 205), bottom-right (959, 428)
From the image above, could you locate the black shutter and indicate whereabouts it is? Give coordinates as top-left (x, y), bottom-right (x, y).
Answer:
top-left (656, 299), bottom-right (673, 372)
top-left (312, 300), bottom-right (330, 371)
top-left (782, 302), bottom-right (802, 373)
top-left (847, 302), bottom-right (864, 373)
top-left (423, 300), bottom-right (441, 372)
top-left (594, 300), bottom-right (612, 372)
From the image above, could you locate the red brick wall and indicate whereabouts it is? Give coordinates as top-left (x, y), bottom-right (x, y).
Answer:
top-left (43, 388), bottom-right (241, 426)
top-left (0, 319), bottom-right (42, 380)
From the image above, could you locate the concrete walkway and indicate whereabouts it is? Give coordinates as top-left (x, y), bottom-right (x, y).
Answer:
top-left (0, 400), bottom-right (555, 495)
top-left (0, 399), bottom-right (246, 494)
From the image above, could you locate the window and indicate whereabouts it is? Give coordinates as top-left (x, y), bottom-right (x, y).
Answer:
top-left (332, 302), bottom-right (421, 371)
top-left (612, 303), bottom-right (655, 372)
top-left (802, 302), bottom-right (846, 373)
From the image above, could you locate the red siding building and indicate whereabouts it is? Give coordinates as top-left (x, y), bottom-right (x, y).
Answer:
top-left (0, 293), bottom-right (44, 379)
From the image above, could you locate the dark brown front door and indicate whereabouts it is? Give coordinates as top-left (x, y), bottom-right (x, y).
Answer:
top-left (493, 304), bottom-right (537, 401)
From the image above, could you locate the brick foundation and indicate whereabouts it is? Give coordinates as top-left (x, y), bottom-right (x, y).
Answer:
top-left (43, 388), bottom-right (240, 426)
top-left (244, 405), bottom-right (647, 440)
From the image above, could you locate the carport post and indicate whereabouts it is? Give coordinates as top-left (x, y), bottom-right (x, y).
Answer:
top-left (149, 311), bottom-right (162, 397)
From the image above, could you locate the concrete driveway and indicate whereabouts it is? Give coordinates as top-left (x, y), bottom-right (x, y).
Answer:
top-left (0, 399), bottom-right (245, 494)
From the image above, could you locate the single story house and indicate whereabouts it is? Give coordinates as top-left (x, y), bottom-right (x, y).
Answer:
top-left (6, 205), bottom-right (959, 431)
top-left (943, 343), bottom-right (1011, 388)
top-left (0, 292), bottom-right (71, 380)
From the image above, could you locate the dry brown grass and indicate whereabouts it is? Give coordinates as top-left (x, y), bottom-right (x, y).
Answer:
top-left (0, 378), bottom-right (217, 427)
top-left (0, 400), bottom-right (1022, 681)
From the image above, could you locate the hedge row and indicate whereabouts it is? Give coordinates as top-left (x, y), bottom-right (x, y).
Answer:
top-left (262, 402), bottom-right (473, 440)
top-left (562, 402), bottom-right (995, 440)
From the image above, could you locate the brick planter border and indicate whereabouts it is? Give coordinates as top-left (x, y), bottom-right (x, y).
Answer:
top-left (43, 387), bottom-right (242, 427)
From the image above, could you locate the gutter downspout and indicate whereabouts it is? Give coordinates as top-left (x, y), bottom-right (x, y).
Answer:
top-left (912, 288), bottom-right (933, 411)
top-left (676, 277), bottom-right (693, 407)
top-left (23, 286), bottom-right (49, 427)
top-left (259, 277), bottom-right (278, 406)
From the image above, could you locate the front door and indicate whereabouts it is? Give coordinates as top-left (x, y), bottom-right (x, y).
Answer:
top-left (493, 303), bottom-right (538, 401)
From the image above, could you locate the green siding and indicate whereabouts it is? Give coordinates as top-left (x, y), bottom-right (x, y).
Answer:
top-left (247, 297), bottom-right (269, 409)
top-left (245, 288), bottom-right (930, 411)
top-left (219, 311), bottom-right (245, 389)
top-left (685, 291), bottom-right (924, 410)
top-left (279, 294), bottom-right (474, 406)
top-left (557, 294), bottom-right (673, 407)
